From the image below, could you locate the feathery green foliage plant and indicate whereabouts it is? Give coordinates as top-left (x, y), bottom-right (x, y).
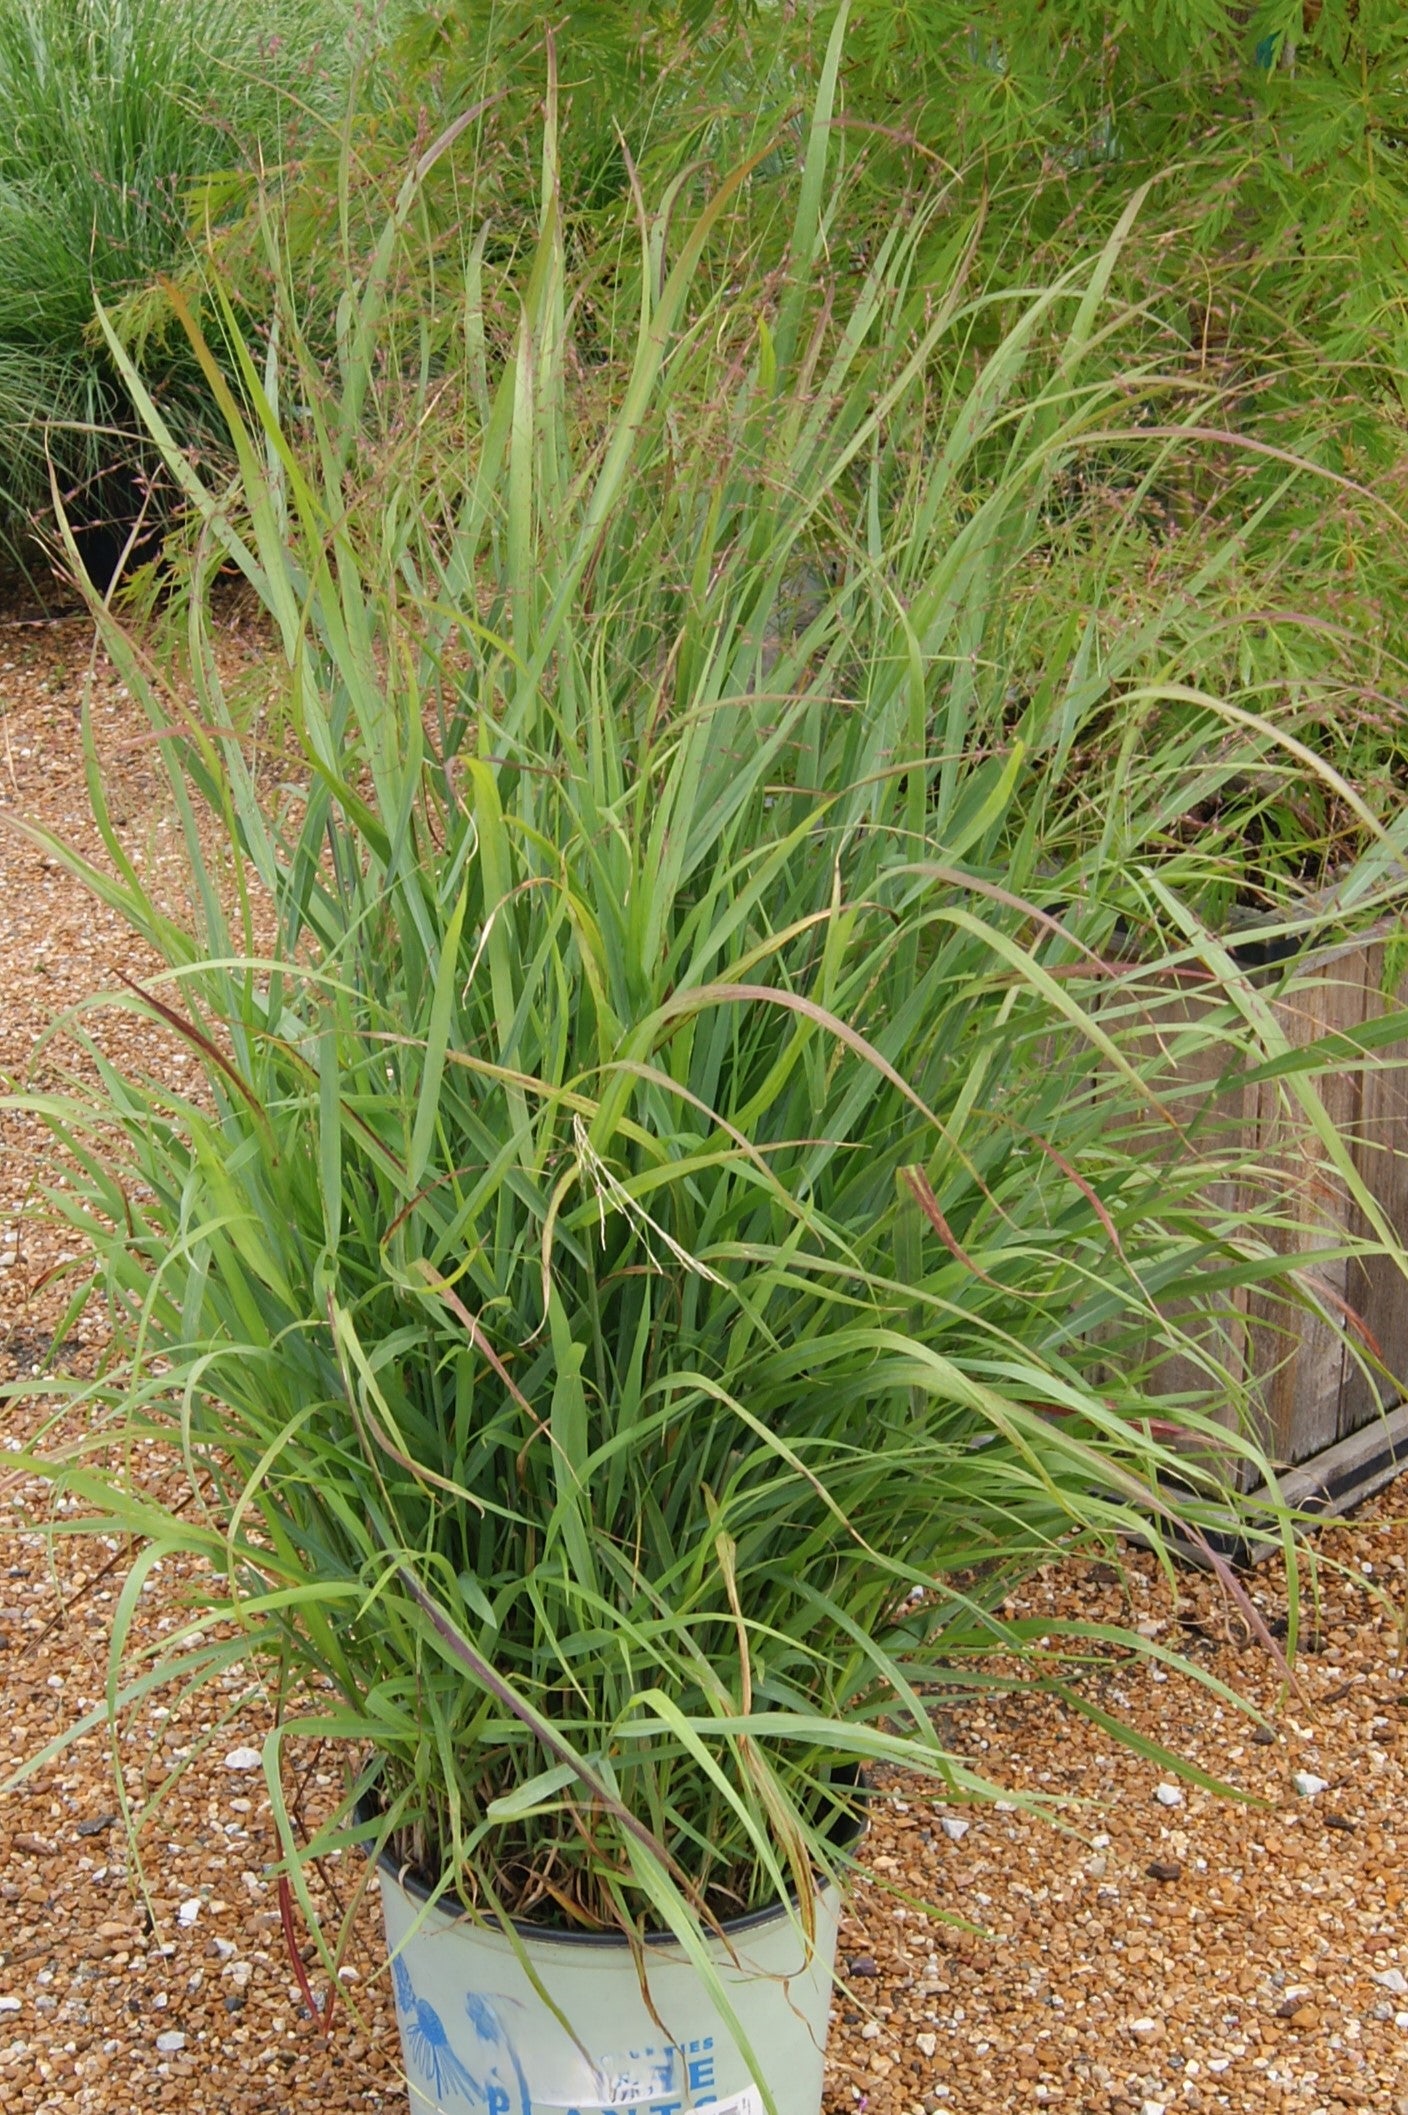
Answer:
top-left (155, 0), bottom-right (1408, 873)
top-left (834, 1), bottom-right (1408, 426)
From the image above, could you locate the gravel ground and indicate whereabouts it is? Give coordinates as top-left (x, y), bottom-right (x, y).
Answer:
top-left (3, 621), bottom-right (1407, 2115)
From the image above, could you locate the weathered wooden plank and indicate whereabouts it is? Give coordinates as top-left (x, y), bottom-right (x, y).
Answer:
top-left (1241, 947), bottom-right (1366, 1466)
top-left (1338, 942), bottom-right (1408, 1436)
top-left (1108, 984), bottom-right (1255, 1474)
top-left (1112, 927), bottom-right (1408, 1475)
top-left (1234, 1399), bottom-right (1408, 1565)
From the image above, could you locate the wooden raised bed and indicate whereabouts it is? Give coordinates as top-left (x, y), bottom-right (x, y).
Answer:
top-left (1146, 929), bottom-right (1408, 1489)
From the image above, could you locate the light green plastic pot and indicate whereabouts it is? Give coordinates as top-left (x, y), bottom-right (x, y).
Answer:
top-left (373, 1836), bottom-right (852, 2115)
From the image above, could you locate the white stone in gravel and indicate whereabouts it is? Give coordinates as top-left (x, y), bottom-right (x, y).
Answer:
top-left (940, 1817), bottom-right (969, 1842)
top-left (1129, 2017), bottom-right (1160, 2038)
top-left (1395, 2010), bottom-right (1408, 2030)
top-left (1291, 1770), bottom-right (1329, 1796)
top-left (916, 2031), bottom-right (938, 2057)
top-left (155, 2031), bottom-right (186, 2054)
top-left (1154, 1783), bottom-right (1183, 1807)
top-left (0, 1999), bottom-right (19, 2015)
top-left (1141, 2102), bottom-right (1166, 2115)
top-left (223, 1745), bottom-right (262, 1773)
top-left (1373, 1967), bottom-right (1408, 1996)
top-left (211, 1938), bottom-right (237, 1961)
top-left (177, 1899), bottom-right (201, 1929)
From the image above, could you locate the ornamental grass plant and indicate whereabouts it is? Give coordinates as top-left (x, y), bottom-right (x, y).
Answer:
top-left (0, 0), bottom-right (371, 565)
top-left (8, 38), bottom-right (1408, 2067)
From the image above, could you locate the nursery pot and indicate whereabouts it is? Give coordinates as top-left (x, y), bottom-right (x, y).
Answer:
top-left (366, 1794), bottom-right (863, 2115)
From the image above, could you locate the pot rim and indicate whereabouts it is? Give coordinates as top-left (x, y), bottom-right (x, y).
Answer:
top-left (357, 1772), bottom-right (868, 1950)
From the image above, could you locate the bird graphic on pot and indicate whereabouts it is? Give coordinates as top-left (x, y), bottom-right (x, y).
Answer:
top-left (391, 1954), bottom-right (532, 2114)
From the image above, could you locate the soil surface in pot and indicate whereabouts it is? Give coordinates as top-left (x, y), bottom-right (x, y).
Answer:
top-left (366, 1761), bottom-right (867, 1939)
top-left (4, 624), bottom-right (1408, 2115)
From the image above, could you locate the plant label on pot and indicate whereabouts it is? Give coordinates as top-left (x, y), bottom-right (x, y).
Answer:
top-left (538, 2084), bottom-right (765, 2115)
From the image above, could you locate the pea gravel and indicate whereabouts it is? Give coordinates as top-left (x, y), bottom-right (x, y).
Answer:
top-left (4, 621), bottom-right (1407, 2115)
